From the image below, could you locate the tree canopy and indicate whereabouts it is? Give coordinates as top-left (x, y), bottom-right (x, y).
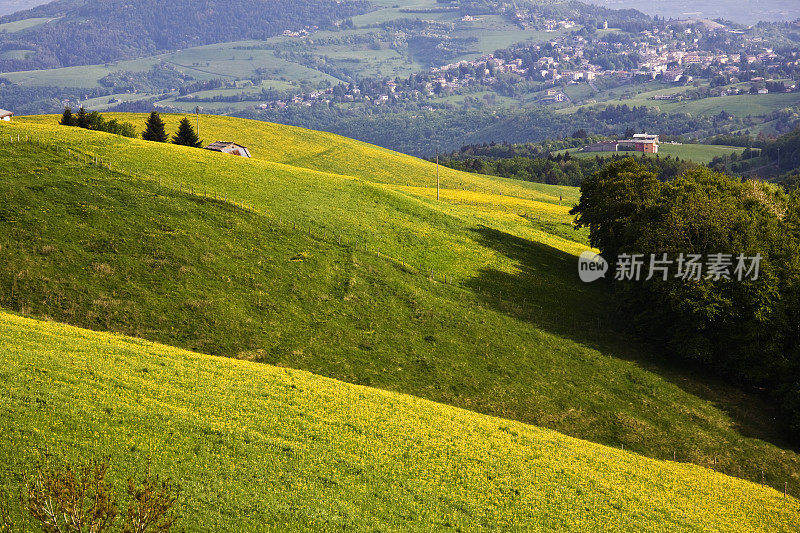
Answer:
top-left (58, 107), bottom-right (136, 138)
top-left (571, 159), bottom-right (800, 440)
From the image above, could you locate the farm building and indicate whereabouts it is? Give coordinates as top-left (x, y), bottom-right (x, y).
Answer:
top-left (0, 109), bottom-right (14, 121)
top-left (584, 141), bottom-right (619, 152)
top-left (542, 92), bottom-right (567, 103)
top-left (204, 141), bottom-right (251, 158)
top-left (625, 133), bottom-right (659, 153)
top-left (632, 133), bottom-right (659, 143)
top-left (582, 134), bottom-right (659, 154)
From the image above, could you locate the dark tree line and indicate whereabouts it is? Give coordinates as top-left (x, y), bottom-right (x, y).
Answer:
top-left (440, 150), bottom-right (696, 186)
top-left (0, 80), bottom-right (117, 115)
top-left (571, 158), bottom-right (800, 442)
top-left (58, 109), bottom-right (202, 147)
top-left (708, 128), bottom-right (800, 182)
top-left (762, 128), bottom-right (800, 174)
top-left (59, 107), bottom-right (137, 137)
top-left (237, 102), bottom-right (740, 157)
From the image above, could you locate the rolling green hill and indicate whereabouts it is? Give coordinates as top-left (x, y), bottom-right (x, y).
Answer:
top-left (16, 113), bottom-right (580, 205)
top-left (2, 311), bottom-right (799, 531)
top-left (2, 114), bottom-right (800, 504)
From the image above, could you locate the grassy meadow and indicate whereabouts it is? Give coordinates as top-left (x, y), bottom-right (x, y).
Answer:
top-left (646, 92), bottom-right (800, 117)
top-left (0, 16), bottom-right (58, 34)
top-left (556, 143), bottom-right (746, 164)
top-left (2, 115), bottom-right (800, 504)
top-left (1, 311), bottom-right (799, 531)
top-left (555, 77), bottom-right (800, 120)
top-left (15, 113), bottom-right (579, 205)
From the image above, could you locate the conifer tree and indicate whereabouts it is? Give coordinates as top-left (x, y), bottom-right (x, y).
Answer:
top-left (142, 111), bottom-right (168, 143)
top-left (59, 107), bottom-right (76, 126)
top-left (171, 117), bottom-right (203, 148)
top-left (75, 107), bottom-right (89, 129)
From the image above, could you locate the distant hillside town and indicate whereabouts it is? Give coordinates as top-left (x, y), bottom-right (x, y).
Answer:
top-left (204, 17), bottom-right (800, 112)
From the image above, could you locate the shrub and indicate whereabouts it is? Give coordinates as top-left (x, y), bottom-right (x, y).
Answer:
top-left (1, 457), bottom-right (179, 533)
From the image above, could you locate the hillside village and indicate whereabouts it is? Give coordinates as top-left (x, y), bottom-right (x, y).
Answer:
top-left (216, 17), bottom-right (800, 112)
top-left (3, 0), bottom-right (800, 156)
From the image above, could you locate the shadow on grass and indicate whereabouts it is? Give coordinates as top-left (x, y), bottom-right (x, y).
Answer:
top-left (465, 224), bottom-right (793, 451)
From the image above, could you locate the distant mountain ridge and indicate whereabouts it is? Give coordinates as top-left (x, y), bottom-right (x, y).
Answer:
top-left (0, 0), bottom-right (51, 17)
top-left (586, 0), bottom-right (800, 24)
top-left (0, 0), bottom-right (81, 21)
top-left (0, 0), bottom-right (372, 71)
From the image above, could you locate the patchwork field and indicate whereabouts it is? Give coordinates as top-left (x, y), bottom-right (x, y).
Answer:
top-left (2, 41), bottom-right (344, 89)
top-left (559, 88), bottom-right (800, 119)
top-left (0, 0), bottom-right (567, 116)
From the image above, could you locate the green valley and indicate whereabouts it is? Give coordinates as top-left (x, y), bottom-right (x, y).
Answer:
top-left (556, 143), bottom-right (746, 164)
top-left (3, 0), bottom-right (800, 157)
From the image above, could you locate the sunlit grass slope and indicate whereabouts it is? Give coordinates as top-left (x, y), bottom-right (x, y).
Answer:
top-left (1, 312), bottom-right (798, 532)
top-left (2, 119), bottom-right (800, 497)
top-left (16, 114), bottom-right (579, 205)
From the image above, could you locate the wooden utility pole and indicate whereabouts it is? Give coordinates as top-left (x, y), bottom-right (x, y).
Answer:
top-left (195, 106), bottom-right (201, 137)
top-left (436, 143), bottom-right (440, 201)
